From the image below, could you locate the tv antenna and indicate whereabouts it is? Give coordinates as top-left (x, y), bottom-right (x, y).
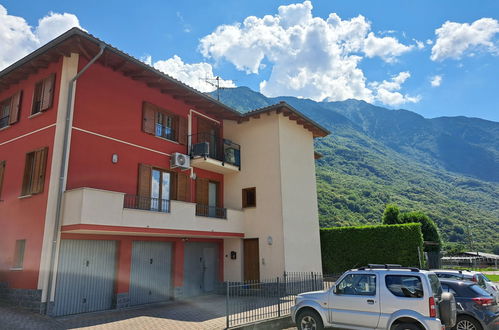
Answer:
top-left (203, 76), bottom-right (235, 101)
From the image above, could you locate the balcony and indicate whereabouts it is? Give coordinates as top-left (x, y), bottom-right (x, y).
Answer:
top-left (195, 204), bottom-right (227, 219)
top-left (61, 187), bottom-right (244, 237)
top-left (189, 133), bottom-right (240, 174)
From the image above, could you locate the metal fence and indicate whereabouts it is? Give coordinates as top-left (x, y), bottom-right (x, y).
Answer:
top-left (123, 194), bottom-right (170, 213)
top-left (225, 272), bottom-right (339, 328)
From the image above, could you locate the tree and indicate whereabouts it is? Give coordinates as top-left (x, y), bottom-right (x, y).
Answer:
top-left (382, 204), bottom-right (400, 225)
top-left (399, 211), bottom-right (441, 252)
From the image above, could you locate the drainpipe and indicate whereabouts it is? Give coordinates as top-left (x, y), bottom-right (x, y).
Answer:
top-left (44, 44), bottom-right (106, 314)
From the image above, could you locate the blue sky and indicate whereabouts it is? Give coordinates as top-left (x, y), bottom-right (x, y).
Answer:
top-left (1, 0), bottom-right (499, 121)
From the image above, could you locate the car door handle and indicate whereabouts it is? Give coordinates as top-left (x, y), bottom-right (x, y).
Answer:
top-left (367, 299), bottom-right (375, 304)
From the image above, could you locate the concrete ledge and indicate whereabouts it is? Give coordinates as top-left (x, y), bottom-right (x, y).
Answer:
top-left (230, 316), bottom-right (294, 330)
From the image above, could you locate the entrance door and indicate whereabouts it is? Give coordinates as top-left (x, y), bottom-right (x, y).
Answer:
top-left (129, 241), bottom-right (172, 306)
top-left (151, 169), bottom-right (170, 212)
top-left (244, 239), bottom-right (260, 282)
top-left (184, 242), bottom-right (219, 297)
top-left (53, 240), bottom-right (117, 316)
top-left (208, 182), bottom-right (217, 217)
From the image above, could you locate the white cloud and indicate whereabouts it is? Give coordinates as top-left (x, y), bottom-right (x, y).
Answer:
top-left (431, 18), bottom-right (499, 61)
top-left (430, 75), bottom-right (442, 87)
top-left (369, 72), bottom-right (421, 106)
top-left (414, 40), bottom-right (425, 49)
top-left (151, 55), bottom-right (235, 92)
top-left (0, 5), bottom-right (81, 70)
top-left (199, 1), bottom-right (417, 105)
top-left (426, 39), bottom-right (434, 45)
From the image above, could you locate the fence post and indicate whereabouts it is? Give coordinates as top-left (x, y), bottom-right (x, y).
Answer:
top-left (226, 281), bottom-right (229, 329)
top-left (277, 276), bottom-right (281, 318)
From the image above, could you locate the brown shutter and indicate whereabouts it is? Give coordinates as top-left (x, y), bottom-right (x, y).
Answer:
top-left (176, 172), bottom-right (191, 202)
top-left (196, 177), bottom-right (209, 206)
top-left (31, 147), bottom-right (48, 194)
top-left (170, 172), bottom-right (178, 201)
top-left (0, 161), bottom-right (5, 199)
top-left (40, 74), bottom-right (55, 111)
top-left (177, 116), bottom-right (188, 145)
top-left (9, 91), bottom-right (22, 125)
top-left (137, 164), bottom-right (152, 209)
top-left (142, 103), bottom-right (156, 134)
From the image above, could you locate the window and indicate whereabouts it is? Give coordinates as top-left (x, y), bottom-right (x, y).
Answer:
top-left (31, 74), bottom-right (55, 115)
top-left (385, 275), bottom-right (424, 298)
top-left (0, 91), bottom-right (22, 128)
top-left (21, 147), bottom-right (48, 196)
top-left (12, 239), bottom-right (26, 269)
top-left (137, 164), bottom-right (190, 205)
top-left (0, 160), bottom-right (5, 200)
top-left (336, 274), bottom-right (376, 296)
top-left (142, 102), bottom-right (187, 144)
top-left (242, 187), bottom-right (256, 208)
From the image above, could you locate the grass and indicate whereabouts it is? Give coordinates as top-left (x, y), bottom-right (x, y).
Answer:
top-left (487, 274), bottom-right (499, 282)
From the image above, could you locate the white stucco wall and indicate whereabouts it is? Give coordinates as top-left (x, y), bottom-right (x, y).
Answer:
top-left (224, 112), bottom-right (323, 279)
top-left (224, 114), bottom-right (286, 279)
top-left (278, 115), bottom-right (323, 273)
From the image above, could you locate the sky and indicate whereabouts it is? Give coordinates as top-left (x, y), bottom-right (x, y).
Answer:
top-left (1, 0), bottom-right (499, 121)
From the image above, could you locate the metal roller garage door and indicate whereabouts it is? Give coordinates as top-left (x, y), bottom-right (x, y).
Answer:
top-left (129, 241), bottom-right (172, 306)
top-left (53, 240), bottom-right (117, 316)
top-left (184, 242), bottom-right (219, 297)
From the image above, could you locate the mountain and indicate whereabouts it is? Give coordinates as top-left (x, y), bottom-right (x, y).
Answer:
top-left (209, 87), bottom-right (499, 252)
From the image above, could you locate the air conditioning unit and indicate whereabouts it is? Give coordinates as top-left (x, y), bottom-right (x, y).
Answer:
top-left (171, 152), bottom-right (190, 169)
top-left (191, 142), bottom-right (210, 158)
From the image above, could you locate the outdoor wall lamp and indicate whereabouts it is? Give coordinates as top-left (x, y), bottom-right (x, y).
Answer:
top-left (111, 153), bottom-right (119, 163)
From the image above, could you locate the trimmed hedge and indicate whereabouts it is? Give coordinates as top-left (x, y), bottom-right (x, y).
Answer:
top-left (320, 223), bottom-right (424, 273)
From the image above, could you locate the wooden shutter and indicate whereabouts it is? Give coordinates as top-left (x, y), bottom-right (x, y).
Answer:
top-left (177, 116), bottom-right (188, 145)
top-left (196, 177), bottom-right (209, 206)
top-left (142, 103), bottom-right (156, 134)
top-left (31, 147), bottom-right (48, 194)
top-left (40, 74), bottom-right (55, 111)
top-left (176, 172), bottom-right (191, 202)
top-left (138, 164), bottom-right (152, 197)
top-left (170, 172), bottom-right (178, 201)
top-left (9, 91), bottom-right (22, 125)
top-left (0, 161), bottom-right (5, 199)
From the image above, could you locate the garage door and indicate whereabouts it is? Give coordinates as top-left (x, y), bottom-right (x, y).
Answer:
top-left (53, 240), bottom-right (117, 316)
top-left (129, 241), bottom-right (172, 306)
top-left (184, 242), bottom-right (219, 297)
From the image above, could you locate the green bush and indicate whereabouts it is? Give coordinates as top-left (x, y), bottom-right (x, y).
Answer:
top-left (320, 223), bottom-right (424, 274)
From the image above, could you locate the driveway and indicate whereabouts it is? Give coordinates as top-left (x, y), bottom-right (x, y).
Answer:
top-left (1, 295), bottom-right (229, 329)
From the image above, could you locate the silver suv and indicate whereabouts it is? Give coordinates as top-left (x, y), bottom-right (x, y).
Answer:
top-left (291, 265), bottom-right (456, 330)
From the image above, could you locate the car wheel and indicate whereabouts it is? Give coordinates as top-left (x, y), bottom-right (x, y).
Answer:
top-left (454, 316), bottom-right (482, 330)
top-left (393, 323), bottom-right (420, 330)
top-left (296, 310), bottom-right (324, 330)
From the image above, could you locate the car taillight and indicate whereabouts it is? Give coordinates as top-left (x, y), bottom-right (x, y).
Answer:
top-left (429, 296), bottom-right (437, 317)
top-left (472, 297), bottom-right (494, 306)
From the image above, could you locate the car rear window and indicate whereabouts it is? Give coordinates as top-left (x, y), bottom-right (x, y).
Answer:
top-left (385, 275), bottom-right (424, 298)
top-left (428, 274), bottom-right (443, 297)
top-left (469, 284), bottom-right (491, 297)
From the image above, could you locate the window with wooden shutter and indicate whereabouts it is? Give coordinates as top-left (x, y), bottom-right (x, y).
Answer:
top-left (32, 74), bottom-right (55, 114)
top-left (21, 147), bottom-right (48, 196)
top-left (196, 178), bottom-right (209, 206)
top-left (0, 161), bottom-right (5, 200)
top-left (142, 102), bottom-right (156, 134)
top-left (176, 172), bottom-right (191, 202)
top-left (9, 91), bottom-right (22, 125)
top-left (137, 164), bottom-right (152, 209)
top-left (242, 187), bottom-right (256, 208)
top-left (178, 116), bottom-right (188, 145)
top-left (142, 102), bottom-right (183, 143)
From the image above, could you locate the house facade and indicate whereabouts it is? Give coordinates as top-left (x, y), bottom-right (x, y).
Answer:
top-left (0, 28), bottom-right (329, 316)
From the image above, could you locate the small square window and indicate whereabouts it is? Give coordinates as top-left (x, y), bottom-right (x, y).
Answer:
top-left (242, 187), bottom-right (256, 208)
top-left (12, 239), bottom-right (26, 269)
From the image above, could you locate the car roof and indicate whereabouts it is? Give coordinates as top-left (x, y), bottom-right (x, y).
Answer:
top-left (432, 269), bottom-right (477, 275)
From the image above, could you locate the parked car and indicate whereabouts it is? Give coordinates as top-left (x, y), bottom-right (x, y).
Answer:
top-left (433, 270), bottom-right (499, 301)
top-left (440, 279), bottom-right (499, 330)
top-left (291, 264), bottom-right (456, 330)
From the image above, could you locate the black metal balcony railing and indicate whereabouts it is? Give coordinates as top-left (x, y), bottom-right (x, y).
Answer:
top-left (195, 204), bottom-right (227, 219)
top-left (123, 194), bottom-right (170, 213)
top-left (155, 123), bottom-right (176, 141)
top-left (189, 133), bottom-right (241, 168)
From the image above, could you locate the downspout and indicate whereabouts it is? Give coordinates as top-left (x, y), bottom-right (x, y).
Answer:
top-left (44, 44), bottom-right (106, 314)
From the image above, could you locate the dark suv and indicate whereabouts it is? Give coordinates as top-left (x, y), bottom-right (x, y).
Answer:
top-left (440, 279), bottom-right (499, 330)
